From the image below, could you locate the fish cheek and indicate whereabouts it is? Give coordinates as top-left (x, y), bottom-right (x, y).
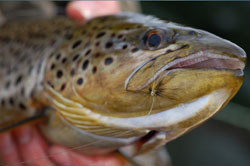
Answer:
top-left (151, 69), bottom-right (244, 112)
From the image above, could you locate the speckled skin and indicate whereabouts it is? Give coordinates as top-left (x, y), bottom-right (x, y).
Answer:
top-left (0, 17), bottom-right (75, 129)
top-left (0, 13), bottom-right (246, 166)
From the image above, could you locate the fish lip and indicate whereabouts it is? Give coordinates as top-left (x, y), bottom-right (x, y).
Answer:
top-left (125, 50), bottom-right (246, 91)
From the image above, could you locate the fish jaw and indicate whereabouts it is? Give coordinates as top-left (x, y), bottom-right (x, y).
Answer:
top-left (95, 88), bottom-right (239, 154)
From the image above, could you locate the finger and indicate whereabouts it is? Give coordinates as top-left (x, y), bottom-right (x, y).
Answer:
top-left (50, 145), bottom-right (125, 166)
top-left (0, 132), bottom-right (23, 166)
top-left (13, 126), bottom-right (55, 166)
top-left (49, 145), bottom-right (72, 166)
top-left (70, 151), bottom-right (125, 166)
top-left (66, 1), bottom-right (120, 23)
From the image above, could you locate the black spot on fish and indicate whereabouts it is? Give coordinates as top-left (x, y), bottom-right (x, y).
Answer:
top-left (15, 75), bottom-right (23, 85)
top-left (72, 40), bottom-right (82, 49)
top-left (1, 100), bottom-right (5, 107)
top-left (122, 45), bottom-right (128, 49)
top-left (70, 69), bottom-right (75, 76)
top-left (9, 98), bottom-right (14, 106)
top-left (85, 49), bottom-right (92, 56)
top-left (117, 34), bottom-right (123, 39)
top-left (96, 32), bottom-right (106, 39)
top-left (105, 57), bottom-right (113, 65)
top-left (19, 103), bottom-right (26, 110)
top-left (50, 64), bottom-right (56, 70)
top-left (92, 66), bottom-right (97, 74)
top-left (73, 54), bottom-right (80, 61)
top-left (149, 87), bottom-right (152, 93)
top-left (60, 83), bottom-right (66, 91)
top-left (77, 78), bottom-right (83, 85)
top-left (131, 48), bottom-right (139, 53)
top-left (82, 60), bottom-right (89, 70)
top-left (105, 41), bottom-right (113, 49)
top-left (56, 53), bottom-right (61, 60)
top-left (56, 70), bottom-right (63, 78)
top-left (62, 58), bottom-right (67, 64)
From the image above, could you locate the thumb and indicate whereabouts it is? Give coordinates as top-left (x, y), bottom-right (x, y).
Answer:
top-left (66, 1), bottom-right (120, 24)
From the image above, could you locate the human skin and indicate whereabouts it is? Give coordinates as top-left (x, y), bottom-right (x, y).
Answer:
top-left (0, 1), bottom-right (124, 166)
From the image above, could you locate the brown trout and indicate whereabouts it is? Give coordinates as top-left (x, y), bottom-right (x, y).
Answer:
top-left (0, 12), bottom-right (246, 165)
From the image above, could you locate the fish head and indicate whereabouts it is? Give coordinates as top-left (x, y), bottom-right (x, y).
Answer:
top-left (44, 13), bottom-right (246, 153)
top-left (71, 13), bottom-right (246, 119)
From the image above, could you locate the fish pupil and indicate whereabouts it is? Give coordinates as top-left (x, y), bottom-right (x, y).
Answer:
top-left (148, 34), bottom-right (161, 47)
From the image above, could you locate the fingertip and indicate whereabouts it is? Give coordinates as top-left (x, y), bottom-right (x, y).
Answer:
top-left (66, 1), bottom-right (120, 23)
top-left (66, 2), bottom-right (87, 24)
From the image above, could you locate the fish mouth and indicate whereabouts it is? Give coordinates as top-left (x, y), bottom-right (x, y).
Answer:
top-left (167, 51), bottom-right (245, 71)
top-left (126, 50), bottom-right (246, 91)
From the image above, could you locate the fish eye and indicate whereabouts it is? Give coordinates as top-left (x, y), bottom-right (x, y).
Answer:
top-left (148, 34), bottom-right (161, 47)
top-left (143, 29), bottom-right (166, 50)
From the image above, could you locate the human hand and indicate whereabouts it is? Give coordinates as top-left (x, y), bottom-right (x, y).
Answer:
top-left (0, 1), bottom-right (124, 166)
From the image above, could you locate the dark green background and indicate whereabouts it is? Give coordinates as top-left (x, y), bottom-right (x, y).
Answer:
top-left (140, 2), bottom-right (250, 166)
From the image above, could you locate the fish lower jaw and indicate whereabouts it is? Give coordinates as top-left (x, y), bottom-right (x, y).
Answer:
top-left (99, 88), bottom-right (230, 131)
top-left (117, 88), bottom-right (232, 154)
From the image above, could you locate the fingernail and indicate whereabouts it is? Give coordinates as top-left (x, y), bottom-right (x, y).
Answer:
top-left (16, 126), bottom-right (32, 145)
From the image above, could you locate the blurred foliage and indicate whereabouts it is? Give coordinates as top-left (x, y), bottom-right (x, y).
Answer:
top-left (140, 2), bottom-right (250, 166)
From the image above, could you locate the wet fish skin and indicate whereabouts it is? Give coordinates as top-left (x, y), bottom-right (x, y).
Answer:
top-left (0, 12), bottom-right (246, 160)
